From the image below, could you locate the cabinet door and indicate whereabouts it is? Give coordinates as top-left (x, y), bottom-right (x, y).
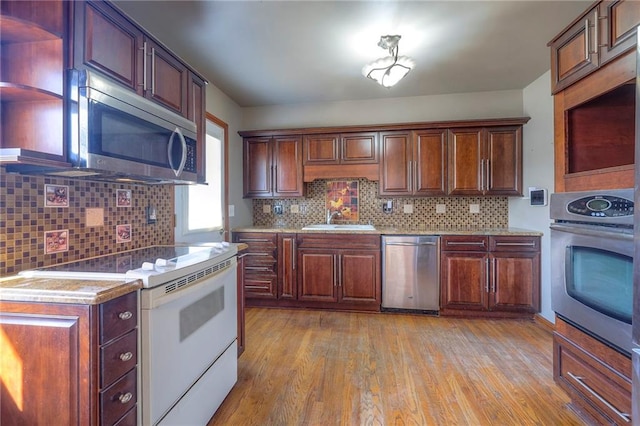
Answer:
top-left (77, 0), bottom-right (143, 92)
top-left (485, 127), bottom-right (522, 196)
top-left (440, 251), bottom-right (488, 311)
top-left (490, 252), bottom-right (539, 313)
top-left (0, 303), bottom-right (92, 425)
top-left (278, 234), bottom-right (297, 300)
top-left (144, 38), bottom-right (188, 116)
top-left (303, 133), bottom-right (339, 164)
top-left (233, 232), bottom-right (278, 298)
top-left (598, 1), bottom-right (640, 66)
top-left (298, 249), bottom-right (337, 302)
top-left (448, 128), bottom-right (484, 195)
top-left (379, 131), bottom-right (412, 195)
top-left (272, 136), bottom-right (304, 197)
top-left (550, 5), bottom-right (599, 93)
top-left (341, 132), bottom-right (378, 164)
top-left (243, 137), bottom-right (272, 197)
top-left (340, 250), bottom-right (380, 304)
top-left (188, 72), bottom-right (206, 183)
top-left (414, 129), bottom-right (447, 196)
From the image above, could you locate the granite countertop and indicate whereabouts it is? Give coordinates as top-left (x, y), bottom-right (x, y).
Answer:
top-left (0, 275), bottom-right (142, 305)
top-left (232, 226), bottom-right (543, 236)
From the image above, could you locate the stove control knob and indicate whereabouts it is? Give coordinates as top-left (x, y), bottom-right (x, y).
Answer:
top-left (155, 258), bottom-right (169, 267)
top-left (142, 262), bottom-right (154, 271)
top-left (221, 242), bottom-right (230, 247)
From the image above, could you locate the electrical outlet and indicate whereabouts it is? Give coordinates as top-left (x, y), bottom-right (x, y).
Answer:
top-left (403, 204), bottom-right (413, 214)
top-left (262, 204), bottom-right (271, 214)
top-left (436, 204), bottom-right (446, 214)
top-left (86, 208), bottom-right (104, 227)
top-left (290, 204), bottom-right (300, 214)
top-left (469, 204), bottom-right (480, 214)
top-left (273, 205), bottom-right (283, 215)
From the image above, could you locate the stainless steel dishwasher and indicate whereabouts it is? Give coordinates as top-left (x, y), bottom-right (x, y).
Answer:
top-left (382, 235), bottom-right (440, 312)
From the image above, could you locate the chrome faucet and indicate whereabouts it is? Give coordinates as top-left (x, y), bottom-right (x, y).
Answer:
top-left (326, 209), bottom-right (342, 224)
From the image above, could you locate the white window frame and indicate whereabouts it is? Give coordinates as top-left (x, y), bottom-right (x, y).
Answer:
top-left (174, 118), bottom-right (226, 244)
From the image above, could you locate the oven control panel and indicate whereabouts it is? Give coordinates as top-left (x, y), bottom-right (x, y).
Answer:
top-left (567, 195), bottom-right (634, 218)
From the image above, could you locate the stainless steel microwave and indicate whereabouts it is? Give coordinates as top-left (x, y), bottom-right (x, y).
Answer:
top-left (59, 69), bottom-right (199, 184)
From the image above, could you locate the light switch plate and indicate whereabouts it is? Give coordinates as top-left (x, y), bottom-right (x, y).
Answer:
top-left (86, 208), bottom-right (104, 227)
top-left (403, 204), bottom-right (413, 214)
top-left (435, 204), bottom-right (446, 214)
top-left (469, 204), bottom-right (480, 214)
top-left (262, 204), bottom-right (271, 214)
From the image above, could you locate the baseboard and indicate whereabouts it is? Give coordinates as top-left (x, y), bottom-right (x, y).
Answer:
top-left (533, 313), bottom-right (555, 334)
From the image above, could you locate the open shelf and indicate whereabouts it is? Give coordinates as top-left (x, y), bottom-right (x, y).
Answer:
top-left (0, 15), bottom-right (61, 43)
top-left (0, 83), bottom-right (63, 102)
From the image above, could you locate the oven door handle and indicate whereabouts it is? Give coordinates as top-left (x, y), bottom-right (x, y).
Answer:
top-left (550, 223), bottom-right (633, 241)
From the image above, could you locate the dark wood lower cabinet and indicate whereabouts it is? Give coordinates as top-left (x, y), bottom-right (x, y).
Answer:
top-left (440, 235), bottom-right (540, 318)
top-left (554, 317), bottom-right (632, 425)
top-left (0, 291), bottom-right (138, 425)
top-left (234, 231), bottom-right (381, 312)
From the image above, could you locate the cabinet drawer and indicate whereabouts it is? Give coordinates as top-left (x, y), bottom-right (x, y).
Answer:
top-left (113, 406), bottom-right (137, 426)
top-left (101, 329), bottom-right (137, 387)
top-left (101, 368), bottom-right (137, 426)
top-left (441, 236), bottom-right (488, 251)
top-left (489, 236), bottom-right (539, 252)
top-left (100, 291), bottom-right (138, 344)
top-left (554, 334), bottom-right (631, 424)
top-left (298, 234), bottom-right (380, 250)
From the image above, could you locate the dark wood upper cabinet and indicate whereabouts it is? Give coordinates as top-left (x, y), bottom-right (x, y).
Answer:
top-left (549, 0), bottom-right (640, 94)
top-left (448, 126), bottom-right (522, 196)
top-left (379, 129), bottom-right (448, 196)
top-left (243, 136), bottom-right (304, 198)
top-left (304, 132), bottom-right (378, 165)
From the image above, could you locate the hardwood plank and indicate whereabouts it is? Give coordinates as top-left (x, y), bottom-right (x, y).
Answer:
top-left (208, 308), bottom-right (584, 425)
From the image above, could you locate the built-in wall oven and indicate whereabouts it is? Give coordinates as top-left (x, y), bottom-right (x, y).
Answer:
top-left (550, 189), bottom-right (633, 356)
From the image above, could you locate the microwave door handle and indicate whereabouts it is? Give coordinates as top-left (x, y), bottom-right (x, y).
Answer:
top-left (168, 127), bottom-right (187, 177)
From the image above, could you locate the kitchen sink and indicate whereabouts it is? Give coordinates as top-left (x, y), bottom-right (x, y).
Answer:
top-left (301, 224), bottom-right (376, 231)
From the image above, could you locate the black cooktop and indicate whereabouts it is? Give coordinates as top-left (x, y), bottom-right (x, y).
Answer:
top-left (36, 246), bottom-right (212, 274)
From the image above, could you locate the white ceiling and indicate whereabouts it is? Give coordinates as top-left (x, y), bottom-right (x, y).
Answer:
top-left (113, 1), bottom-right (592, 108)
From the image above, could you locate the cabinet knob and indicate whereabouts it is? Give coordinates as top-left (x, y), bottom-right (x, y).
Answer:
top-left (118, 311), bottom-right (133, 320)
top-left (118, 392), bottom-right (133, 404)
top-left (119, 351), bottom-right (133, 362)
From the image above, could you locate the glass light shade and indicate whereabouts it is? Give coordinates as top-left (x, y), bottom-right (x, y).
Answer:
top-left (362, 55), bottom-right (414, 88)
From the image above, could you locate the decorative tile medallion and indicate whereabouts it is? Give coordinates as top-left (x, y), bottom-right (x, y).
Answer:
top-left (326, 180), bottom-right (359, 222)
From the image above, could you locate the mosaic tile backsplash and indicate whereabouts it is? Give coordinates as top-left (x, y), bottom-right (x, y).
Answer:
top-left (0, 170), bottom-right (174, 276)
top-left (253, 179), bottom-right (509, 229)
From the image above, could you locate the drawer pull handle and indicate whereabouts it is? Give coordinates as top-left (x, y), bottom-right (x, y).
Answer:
top-left (446, 241), bottom-right (485, 246)
top-left (118, 311), bottom-right (133, 321)
top-left (119, 352), bottom-right (133, 362)
top-left (495, 242), bottom-right (536, 247)
top-left (566, 372), bottom-right (631, 422)
top-left (118, 392), bottom-right (133, 404)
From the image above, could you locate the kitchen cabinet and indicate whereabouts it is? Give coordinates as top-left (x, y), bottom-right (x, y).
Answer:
top-left (0, 0), bottom-right (69, 167)
top-left (549, 0), bottom-right (640, 94)
top-left (74, 0), bottom-right (190, 116)
top-left (303, 132), bottom-right (379, 181)
top-left (278, 233), bottom-right (297, 300)
top-left (554, 317), bottom-right (632, 425)
top-left (440, 235), bottom-right (540, 317)
top-left (188, 72), bottom-right (207, 183)
top-left (243, 136), bottom-right (304, 198)
top-left (379, 129), bottom-right (447, 196)
top-left (233, 232), bottom-right (278, 299)
top-left (550, 0), bottom-right (638, 192)
top-left (297, 234), bottom-right (380, 311)
top-left (0, 291), bottom-right (138, 425)
top-left (447, 126), bottom-right (522, 196)
top-left (237, 252), bottom-right (246, 356)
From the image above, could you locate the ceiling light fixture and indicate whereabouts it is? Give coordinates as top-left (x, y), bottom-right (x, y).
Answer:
top-left (362, 35), bottom-right (415, 88)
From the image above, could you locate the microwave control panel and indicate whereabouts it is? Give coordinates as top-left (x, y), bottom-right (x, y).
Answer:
top-left (567, 195), bottom-right (634, 218)
top-left (184, 140), bottom-right (197, 173)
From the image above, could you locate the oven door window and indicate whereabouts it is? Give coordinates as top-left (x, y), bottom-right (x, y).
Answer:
top-left (566, 246), bottom-right (632, 324)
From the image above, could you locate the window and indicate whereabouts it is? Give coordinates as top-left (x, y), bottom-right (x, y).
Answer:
top-left (175, 118), bottom-right (226, 243)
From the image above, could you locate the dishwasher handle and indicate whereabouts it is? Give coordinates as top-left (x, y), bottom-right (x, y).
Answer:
top-left (384, 241), bottom-right (438, 247)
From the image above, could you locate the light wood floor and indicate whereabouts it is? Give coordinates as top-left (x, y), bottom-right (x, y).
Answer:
top-left (208, 308), bottom-right (585, 425)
